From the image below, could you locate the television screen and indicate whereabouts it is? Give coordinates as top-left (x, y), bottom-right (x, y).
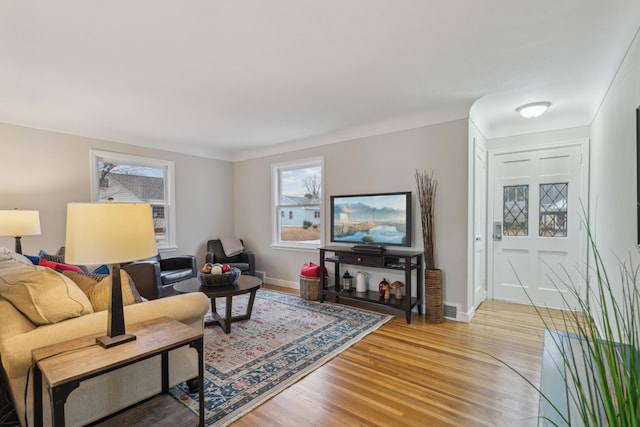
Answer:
top-left (330, 192), bottom-right (411, 247)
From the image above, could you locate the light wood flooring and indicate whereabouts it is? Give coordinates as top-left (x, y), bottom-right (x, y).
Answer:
top-left (232, 284), bottom-right (567, 427)
top-left (97, 284), bottom-right (567, 427)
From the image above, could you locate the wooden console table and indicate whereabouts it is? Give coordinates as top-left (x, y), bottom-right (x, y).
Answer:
top-left (319, 246), bottom-right (423, 323)
top-left (32, 317), bottom-right (204, 427)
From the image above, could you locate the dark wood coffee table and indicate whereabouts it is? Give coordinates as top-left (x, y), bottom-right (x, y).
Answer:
top-left (173, 275), bottom-right (262, 333)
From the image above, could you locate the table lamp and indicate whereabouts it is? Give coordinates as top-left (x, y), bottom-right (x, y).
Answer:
top-left (65, 202), bottom-right (157, 348)
top-left (0, 210), bottom-right (41, 254)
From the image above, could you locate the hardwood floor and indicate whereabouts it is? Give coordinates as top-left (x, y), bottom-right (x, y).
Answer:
top-left (231, 284), bottom-right (566, 427)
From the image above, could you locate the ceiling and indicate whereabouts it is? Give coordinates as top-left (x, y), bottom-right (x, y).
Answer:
top-left (1, 1), bottom-right (639, 161)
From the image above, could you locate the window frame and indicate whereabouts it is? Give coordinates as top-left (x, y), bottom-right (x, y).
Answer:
top-left (90, 150), bottom-right (177, 251)
top-left (271, 157), bottom-right (324, 250)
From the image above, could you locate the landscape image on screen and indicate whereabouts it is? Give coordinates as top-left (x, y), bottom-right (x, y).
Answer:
top-left (332, 193), bottom-right (409, 246)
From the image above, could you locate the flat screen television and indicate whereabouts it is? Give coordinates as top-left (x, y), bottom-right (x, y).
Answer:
top-left (330, 191), bottom-right (412, 249)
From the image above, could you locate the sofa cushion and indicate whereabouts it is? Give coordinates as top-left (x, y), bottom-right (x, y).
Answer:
top-left (0, 262), bottom-right (93, 325)
top-left (63, 270), bottom-right (143, 312)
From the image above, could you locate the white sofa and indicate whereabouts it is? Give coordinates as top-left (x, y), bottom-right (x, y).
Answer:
top-left (0, 250), bottom-right (209, 426)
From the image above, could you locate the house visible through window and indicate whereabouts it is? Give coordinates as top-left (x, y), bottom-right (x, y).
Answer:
top-left (91, 150), bottom-right (176, 249)
top-left (273, 157), bottom-right (323, 249)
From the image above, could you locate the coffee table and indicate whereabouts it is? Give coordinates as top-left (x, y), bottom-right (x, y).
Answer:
top-left (173, 275), bottom-right (262, 333)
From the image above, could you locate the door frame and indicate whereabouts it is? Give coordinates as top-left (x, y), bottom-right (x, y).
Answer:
top-left (486, 138), bottom-right (590, 304)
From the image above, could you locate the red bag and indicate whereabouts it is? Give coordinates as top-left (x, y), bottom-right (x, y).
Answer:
top-left (300, 262), bottom-right (327, 277)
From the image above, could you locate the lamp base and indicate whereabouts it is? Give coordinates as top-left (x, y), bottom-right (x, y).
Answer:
top-left (96, 333), bottom-right (136, 348)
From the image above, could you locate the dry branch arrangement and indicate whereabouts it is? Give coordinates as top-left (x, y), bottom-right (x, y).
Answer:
top-left (414, 169), bottom-right (437, 270)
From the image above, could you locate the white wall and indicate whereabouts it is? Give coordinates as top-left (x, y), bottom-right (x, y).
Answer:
top-left (589, 28), bottom-right (640, 304)
top-left (0, 123), bottom-right (234, 264)
top-left (233, 119), bottom-right (470, 316)
top-left (0, 118), bottom-right (471, 316)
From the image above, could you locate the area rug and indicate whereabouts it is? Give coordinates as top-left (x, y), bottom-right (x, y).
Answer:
top-left (170, 289), bottom-right (393, 426)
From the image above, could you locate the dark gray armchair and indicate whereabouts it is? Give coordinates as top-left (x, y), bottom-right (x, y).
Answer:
top-left (205, 239), bottom-right (256, 276)
top-left (122, 253), bottom-right (197, 299)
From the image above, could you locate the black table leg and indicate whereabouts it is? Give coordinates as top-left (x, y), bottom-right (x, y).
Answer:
top-left (33, 364), bottom-right (42, 427)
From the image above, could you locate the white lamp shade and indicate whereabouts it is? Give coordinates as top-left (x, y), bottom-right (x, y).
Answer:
top-left (65, 203), bottom-right (157, 265)
top-left (0, 210), bottom-right (41, 237)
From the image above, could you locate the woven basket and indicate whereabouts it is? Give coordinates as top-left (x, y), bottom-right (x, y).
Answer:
top-left (425, 269), bottom-right (443, 323)
top-left (299, 275), bottom-right (324, 301)
top-left (199, 268), bottom-right (241, 286)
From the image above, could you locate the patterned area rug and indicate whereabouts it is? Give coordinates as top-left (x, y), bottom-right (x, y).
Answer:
top-left (170, 289), bottom-right (392, 426)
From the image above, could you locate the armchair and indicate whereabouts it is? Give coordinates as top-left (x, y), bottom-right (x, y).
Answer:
top-left (205, 239), bottom-right (255, 276)
top-left (122, 253), bottom-right (197, 299)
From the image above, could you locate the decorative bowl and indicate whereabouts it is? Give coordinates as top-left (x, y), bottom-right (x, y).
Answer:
top-left (199, 267), bottom-right (241, 286)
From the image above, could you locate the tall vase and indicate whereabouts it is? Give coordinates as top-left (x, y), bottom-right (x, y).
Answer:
top-left (425, 269), bottom-right (443, 323)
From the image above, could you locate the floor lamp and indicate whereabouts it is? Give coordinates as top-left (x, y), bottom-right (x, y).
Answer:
top-left (0, 210), bottom-right (41, 254)
top-left (65, 202), bottom-right (157, 348)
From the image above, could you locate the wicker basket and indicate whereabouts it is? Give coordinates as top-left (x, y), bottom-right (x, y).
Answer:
top-left (425, 269), bottom-right (443, 323)
top-left (299, 275), bottom-right (325, 301)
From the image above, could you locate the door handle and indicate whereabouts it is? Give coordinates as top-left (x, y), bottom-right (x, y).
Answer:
top-left (493, 222), bottom-right (502, 241)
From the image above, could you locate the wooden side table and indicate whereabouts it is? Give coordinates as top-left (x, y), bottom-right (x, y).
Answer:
top-left (32, 317), bottom-right (204, 427)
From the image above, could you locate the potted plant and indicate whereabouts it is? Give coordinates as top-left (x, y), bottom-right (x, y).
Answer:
top-left (415, 169), bottom-right (443, 323)
top-left (494, 227), bottom-right (639, 426)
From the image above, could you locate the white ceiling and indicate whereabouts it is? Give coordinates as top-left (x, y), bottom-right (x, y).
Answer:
top-left (1, 1), bottom-right (639, 161)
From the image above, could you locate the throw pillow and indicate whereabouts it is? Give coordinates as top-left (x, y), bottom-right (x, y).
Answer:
top-left (38, 248), bottom-right (89, 273)
top-left (91, 264), bottom-right (110, 275)
top-left (0, 263), bottom-right (94, 325)
top-left (0, 247), bottom-right (34, 265)
top-left (63, 270), bottom-right (143, 312)
top-left (38, 258), bottom-right (84, 273)
top-left (23, 254), bottom-right (40, 265)
top-left (39, 251), bottom-right (65, 264)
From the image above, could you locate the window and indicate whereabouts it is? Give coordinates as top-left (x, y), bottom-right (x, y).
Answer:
top-left (503, 185), bottom-right (529, 236)
top-left (539, 183), bottom-right (568, 237)
top-left (272, 157), bottom-right (323, 249)
top-left (90, 150), bottom-right (176, 249)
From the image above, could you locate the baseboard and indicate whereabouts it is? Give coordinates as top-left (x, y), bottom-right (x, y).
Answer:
top-left (443, 301), bottom-right (474, 323)
top-left (264, 276), bottom-right (298, 289)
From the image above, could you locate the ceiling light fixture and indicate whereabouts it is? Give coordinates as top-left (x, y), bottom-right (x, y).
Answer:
top-left (516, 102), bottom-right (551, 118)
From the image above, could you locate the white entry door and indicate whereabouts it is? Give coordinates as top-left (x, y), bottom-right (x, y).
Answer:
top-left (490, 144), bottom-right (587, 308)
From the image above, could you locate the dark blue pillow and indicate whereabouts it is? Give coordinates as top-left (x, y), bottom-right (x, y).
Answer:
top-left (91, 264), bottom-right (110, 275)
top-left (23, 254), bottom-right (40, 265)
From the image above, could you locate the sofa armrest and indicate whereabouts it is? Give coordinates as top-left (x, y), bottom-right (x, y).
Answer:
top-left (122, 261), bottom-right (163, 300)
top-left (0, 292), bottom-right (209, 427)
top-left (159, 255), bottom-right (197, 275)
top-left (0, 292), bottom-right (209, 383)
top-left (242, 251), bottom-right (256, 276)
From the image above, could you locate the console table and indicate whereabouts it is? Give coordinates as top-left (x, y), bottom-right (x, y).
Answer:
top-left (319, 246), bottom-right (423, 323)
top-left (32, 317), bottom-right (204, 427)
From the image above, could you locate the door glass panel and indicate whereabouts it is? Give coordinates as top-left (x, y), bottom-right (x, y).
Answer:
top-left (503, 185), bottom-right (528, 236)
top-left (539, 183), bottom-right (568, 237)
